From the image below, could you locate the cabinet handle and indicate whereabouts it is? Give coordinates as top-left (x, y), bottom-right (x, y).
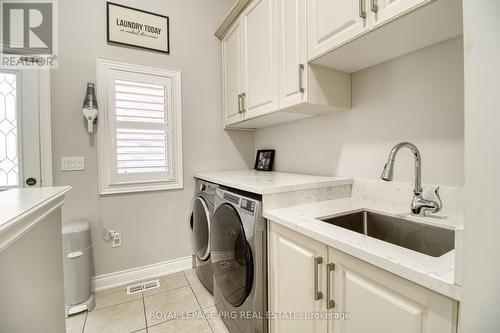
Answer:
top-left (314, 257), bottom-right (323, 301)
top-left (237, 94), bottom-right (243, 114)
top-left (241, 93), bottom-right (246, 112)
top-left (359, 0), bottom-right (367, 18)
top-left (299, 64), bottom-right (305, 93)
top-left (67, 251), bottom-right (84, 259)
top-left (371, 0), bottom-right (378, 13)
top-left (326, 263), bottom-right (336, 309)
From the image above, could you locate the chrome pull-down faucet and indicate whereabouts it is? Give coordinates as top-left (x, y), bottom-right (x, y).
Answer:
top-left (381, 142), bottom-right (442, 216)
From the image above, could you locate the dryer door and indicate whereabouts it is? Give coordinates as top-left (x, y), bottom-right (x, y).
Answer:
top-left (211, 203), bottom-right (253, 307)
top-left (192, 196), bottom-right (211, 261)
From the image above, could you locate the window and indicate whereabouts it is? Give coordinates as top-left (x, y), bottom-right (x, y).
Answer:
top-left (0, 71), bottom-right (19, 188)
top-left (97, 59), bottom-right (183, 194)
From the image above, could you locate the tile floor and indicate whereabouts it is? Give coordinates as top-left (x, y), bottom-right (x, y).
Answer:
top-left (66, 269), bottom-right (229, 333)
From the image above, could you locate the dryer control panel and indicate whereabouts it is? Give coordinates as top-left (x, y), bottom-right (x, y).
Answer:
top-left (240, 198), bottom-right (256, 215)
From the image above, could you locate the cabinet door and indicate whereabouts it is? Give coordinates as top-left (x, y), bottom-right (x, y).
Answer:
top-left (269, 222), bottom-right (328, 333)
top-left (371, 0), bottom-right (430, 28)
top-left (308, 0), bottom-right (370, 60)
top-left (222, 20), bottom-right (243, 126)
top-left (277, 0), bottom-right (307, 109)
top-left (329, 247), bottom-right (457, 333)
top-left (241, 0), bottom-right (279, 119)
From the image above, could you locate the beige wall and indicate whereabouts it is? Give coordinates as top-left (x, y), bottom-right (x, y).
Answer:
top-left (255, 38), bottom-right (464, 187)
top-left (51, 0), bottom-right (254, 275)
top-left (461, 0), bottom-right (500, 331)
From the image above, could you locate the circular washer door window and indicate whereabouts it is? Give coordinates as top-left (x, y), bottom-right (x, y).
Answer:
top-left (192, 197), bottom-right (211, 261)
top-left (211, 203), bottom-right (253, 307)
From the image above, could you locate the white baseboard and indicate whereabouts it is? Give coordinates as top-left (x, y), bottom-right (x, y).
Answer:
top-left (92, 256), bottom-right (192, 292)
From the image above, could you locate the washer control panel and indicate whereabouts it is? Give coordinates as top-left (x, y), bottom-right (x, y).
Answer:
top-left (240, 198), bottom-right (256, 215)
top-left (223, 192), bottom-right (240, 205)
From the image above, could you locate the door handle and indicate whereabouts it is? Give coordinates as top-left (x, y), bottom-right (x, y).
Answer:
top-left (314, 257), bottom-right (323, 301)
top-left (25, 177), bottom-right (37, 186)
top-left (359, 0), bottom-right (367, 18)
top-left (299, 64), bottom-right (305, 93)
top-left (371, 0), bottom-right (378, 13)
top-left (326, 263), bottom-right (336, 309)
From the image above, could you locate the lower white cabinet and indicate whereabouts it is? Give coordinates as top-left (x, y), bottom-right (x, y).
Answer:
top-left (268, 221), bottom-right (458, 333)
top-left (269, 222), bottom-right (328, 333)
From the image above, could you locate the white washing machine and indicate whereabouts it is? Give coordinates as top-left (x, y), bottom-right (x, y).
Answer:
top-left (211, 187), bottom-right (267, 333)
top-left (190, 180), bottom-right (218, 294)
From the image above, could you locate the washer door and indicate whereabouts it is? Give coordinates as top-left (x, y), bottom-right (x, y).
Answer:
top-left (211, 203), bottom-right (253, 307)
top-left (192, 196), bottom-right (211, 261)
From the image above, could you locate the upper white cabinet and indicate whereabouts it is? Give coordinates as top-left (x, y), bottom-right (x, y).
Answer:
top-left (241, 0), bottom-right (279, 119)
top-left (307, 0), bottom-right (370, 60)
top-left (217, 0), bottom-right (461, 127)
top-left (217, 0), bottom-right (351, 129)
top-left (268, 221), bottom-right (458, 333)
top-left (222, 20), bottom-right (244, 126)
top-left (372, 0), bottom-right (431, 27)
top-left (277, 0), bottom-right (307, 109)
top-left (309, 0), bottom-right (462, 72)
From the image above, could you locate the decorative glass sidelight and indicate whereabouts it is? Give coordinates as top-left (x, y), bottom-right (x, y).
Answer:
top-left (0, 71), bottom-right (19, 187)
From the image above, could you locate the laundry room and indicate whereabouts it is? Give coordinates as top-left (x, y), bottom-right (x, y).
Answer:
top-left (0, 1), bottom-right (499, 333)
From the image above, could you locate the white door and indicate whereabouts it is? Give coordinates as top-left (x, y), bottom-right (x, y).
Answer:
top-left (308, 0), bottom-right (370, 60)
top-left (241, 0), bottom-right (279, 119)
top-left (330, 247), bottom-right (457, 333)
top-left (371, 0), bottom-right (430, 27)
top-left (222, 20), bottom-right (244, 126)
top-left (269, 222), bottom-right (328, 333)
top-left (277, 0), bottom-right (307, 109)
top-left (0, 70), bottom-right (43, 189)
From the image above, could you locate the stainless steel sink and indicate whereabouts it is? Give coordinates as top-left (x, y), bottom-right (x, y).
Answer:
top-left (320, 211), bottom-right (455, 257)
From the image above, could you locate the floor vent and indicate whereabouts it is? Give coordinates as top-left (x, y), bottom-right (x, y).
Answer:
top-left (126, 279), bottom-right (160, 295)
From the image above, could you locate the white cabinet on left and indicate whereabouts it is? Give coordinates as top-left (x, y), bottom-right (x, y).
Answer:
top-left (222, 19), bottom-right (244, 126)
top-left (222, 0), bottom-right (280, 128)
top-left (241, 0), bottom-right (279, 120)
top-left (218, 0), bottom-right (351, 129)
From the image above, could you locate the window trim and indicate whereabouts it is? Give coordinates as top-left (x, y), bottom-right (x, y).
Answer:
top-left (96, 58), bottom-right (183, 195)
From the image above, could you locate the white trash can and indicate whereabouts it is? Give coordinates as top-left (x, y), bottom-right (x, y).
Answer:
top-left (62, 220), bottom-right (95, 317)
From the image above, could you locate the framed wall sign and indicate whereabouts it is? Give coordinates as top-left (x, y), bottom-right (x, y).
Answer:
top-left (107, 2), bottom-right (170, 54)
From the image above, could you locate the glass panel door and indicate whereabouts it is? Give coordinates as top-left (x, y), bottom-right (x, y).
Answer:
top-left (0, 71), bottom-right (20, 187)
top-left (0, 70), bottom-right (41, 189)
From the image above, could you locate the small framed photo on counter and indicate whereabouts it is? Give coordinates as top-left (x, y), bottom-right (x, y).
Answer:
top-left (254, 150), bottom-right (275, 171)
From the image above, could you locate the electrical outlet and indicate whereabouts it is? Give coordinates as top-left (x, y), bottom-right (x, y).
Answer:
top-left (112, 232), bottom-right (122, 248)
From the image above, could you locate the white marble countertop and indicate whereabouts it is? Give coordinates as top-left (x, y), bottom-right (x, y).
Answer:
top-left (264, 197), bottom-right (463, 300)
top-left (194, 170), bottom-right (352, 194)
top-left (0, 186), bottom-right (71, 236)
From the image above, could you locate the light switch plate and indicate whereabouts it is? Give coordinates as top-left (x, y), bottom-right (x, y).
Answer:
top-left (61, 157), bottom-right (85, 171)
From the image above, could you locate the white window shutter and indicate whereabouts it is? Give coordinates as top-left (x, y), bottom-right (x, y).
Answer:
top-left (97, 59), bottom-right (182, 194)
